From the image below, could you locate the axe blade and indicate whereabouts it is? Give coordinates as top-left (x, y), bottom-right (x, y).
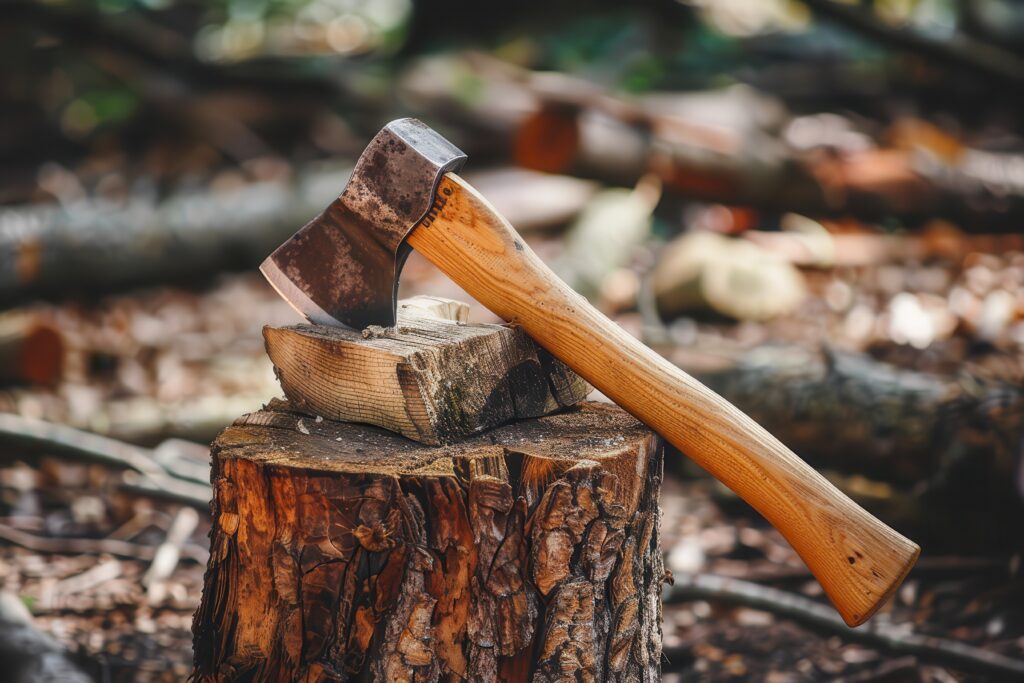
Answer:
top-left (260, 118), bottom-right (466, 329)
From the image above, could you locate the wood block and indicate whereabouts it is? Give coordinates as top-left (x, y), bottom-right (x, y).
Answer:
top-left (191, 399), bottom-right (664, 682)
top-left (263, 297), bottom-right (590, 444)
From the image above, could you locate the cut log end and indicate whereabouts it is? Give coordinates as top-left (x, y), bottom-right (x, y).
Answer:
top-left (0, 313), bottom-right (64, 387)
top-left (191, 400), bottom-right (664, 682)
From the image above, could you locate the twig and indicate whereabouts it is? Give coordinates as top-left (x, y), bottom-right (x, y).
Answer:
top-left (53, 558), bottom-right (124, 596)
top-left (37, 559), bottom-right (125, 612)
top-left (143, 507), bottom-right (200, 604)
top-left (106, 509), bottom-right (174, 542)
top-left (119, 472), bottom-right (211, 510)
top-left (0, 412), bottom-right (209, 485)
top-left (0, 412), bottom-right (170, 479)
top-left (0, 412), bottom-right (212, 508)
top-left (803, 0), bottom-right (1024, 86)
top-left (0, 523), bottom-right (208, 564)
top-left (664, 572), bottom-right (1024, 679)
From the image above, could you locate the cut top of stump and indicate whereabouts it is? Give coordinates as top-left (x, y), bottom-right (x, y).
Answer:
top-left (217, 399), bottom-right (654, 514)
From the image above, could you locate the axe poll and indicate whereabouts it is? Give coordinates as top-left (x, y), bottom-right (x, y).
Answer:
top-left (261, 118), bottom-right (919, 627)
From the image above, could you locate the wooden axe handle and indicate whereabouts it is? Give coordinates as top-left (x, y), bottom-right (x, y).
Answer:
top-left (407, 173), bottom-right (919, 627)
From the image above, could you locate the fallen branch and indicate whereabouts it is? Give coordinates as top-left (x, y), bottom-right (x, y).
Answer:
top-left (0, 412), bottom-right (208, 485)
top-left (664, 572), bottom-right (1024, 679)
top-left (143, 507), bottom-right (200, 604)
top-left (119, 472), bottom-right (212, 511)
top-left (0, 412), bottom-right (171, 479)
top-left (832, 657), bottom-right (921, 683)
top-left (0, 523), bottom-right (208, 564)
top-left (106, 509), bottom-right (173, 542)
top-left (0, 163), bottom-right (351, 305)
top-left (36, 559), bottom-right (125, 613)
top-left (668, 345), bottom-right (1023, 488)
top-left (0, 412), bottom-right (213, 509)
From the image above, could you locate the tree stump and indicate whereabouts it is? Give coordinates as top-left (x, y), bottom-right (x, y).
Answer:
top-left (191, 399), bottom-right (664, 682)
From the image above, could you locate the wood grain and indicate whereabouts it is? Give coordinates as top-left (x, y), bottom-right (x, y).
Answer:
top-left (263, 297), bottom-right (589, 444)
top-left (407, 173), bottom-right (920, 627)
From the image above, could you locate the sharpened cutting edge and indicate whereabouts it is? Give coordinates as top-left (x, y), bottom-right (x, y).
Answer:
top-left (259, 257), bottom-right (347, 328)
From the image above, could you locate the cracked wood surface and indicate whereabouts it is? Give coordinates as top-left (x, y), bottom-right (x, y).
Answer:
top-left (263, 299), bottom-right (589, 445)
top-left (190, 400), bottom-right (663, 682)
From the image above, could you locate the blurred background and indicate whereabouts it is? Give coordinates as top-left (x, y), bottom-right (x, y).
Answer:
top-left (2, 0), bottom-right (1024, 680)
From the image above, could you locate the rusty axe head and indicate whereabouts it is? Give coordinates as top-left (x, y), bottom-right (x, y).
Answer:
top-left (260, 118), bottom-right (466, 329)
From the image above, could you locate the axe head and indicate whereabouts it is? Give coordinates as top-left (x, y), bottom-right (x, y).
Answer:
top-left (261, 118), bottom-right (467, 329)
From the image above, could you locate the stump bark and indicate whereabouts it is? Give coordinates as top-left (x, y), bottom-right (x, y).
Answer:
top-left (191, 399), bottom-right (664, 682)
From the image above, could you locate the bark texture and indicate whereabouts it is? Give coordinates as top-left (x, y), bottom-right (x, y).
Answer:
top-left (263, 308), bottom-right (590, 445)
top-left (191, 400), bottom-right (663, 682)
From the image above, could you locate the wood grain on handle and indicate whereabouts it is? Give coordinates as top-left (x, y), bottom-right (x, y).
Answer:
top-left (407, 173), bottom-right (920, 627)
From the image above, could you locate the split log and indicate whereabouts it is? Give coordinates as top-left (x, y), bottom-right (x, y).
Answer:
top-left (263, 299), bottom-right (590, 444)
top-left (191, 399), bottom-right (665, 682)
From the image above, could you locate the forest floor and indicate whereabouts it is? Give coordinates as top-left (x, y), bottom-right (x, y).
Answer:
top-left (1, 236), bottom-right (1022, 681)
top-left (2, 454), bottom-right (1021, 681)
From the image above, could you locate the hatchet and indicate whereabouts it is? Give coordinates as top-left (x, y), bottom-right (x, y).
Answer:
top-left (261, 118), bottom-right (919, 627)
